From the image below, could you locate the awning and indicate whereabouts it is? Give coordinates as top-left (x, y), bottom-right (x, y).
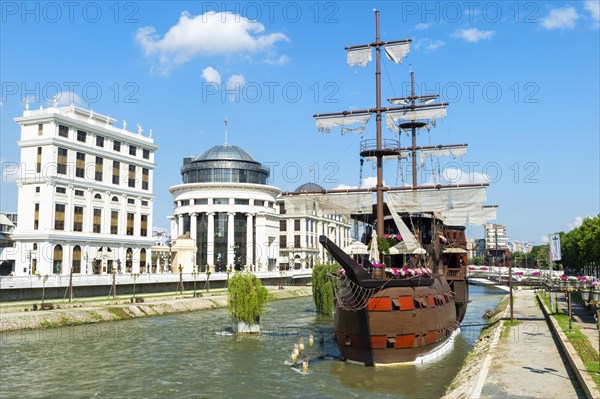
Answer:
top-left (443, 248), bottom-right (468, 254)
top-left (343, 241), bottom-right (369, 255)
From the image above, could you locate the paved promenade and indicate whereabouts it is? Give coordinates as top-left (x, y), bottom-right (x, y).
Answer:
top-left (477, 289), bottom-right (586, 398)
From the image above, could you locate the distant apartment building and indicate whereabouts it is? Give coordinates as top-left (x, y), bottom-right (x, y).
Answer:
top-left (508, 241), bottom-right (533, 254)
top-left (11, 104), bottom-right (157, 276)
top-left (484, 223), bottom-right (508, 249)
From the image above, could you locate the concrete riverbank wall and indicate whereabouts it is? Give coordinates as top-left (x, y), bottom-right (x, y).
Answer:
top-left (0, 271), bottom-right (311, 301)
top-left (0, 286), bottom-right (312, 332)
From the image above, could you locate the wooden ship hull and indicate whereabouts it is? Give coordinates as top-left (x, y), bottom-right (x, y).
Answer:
top-left (321, 235), bottom-right (468, 365)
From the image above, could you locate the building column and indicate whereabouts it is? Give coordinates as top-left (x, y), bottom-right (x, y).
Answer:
top-left (227, 212), bottom-right (235, 268)
top-left (178, 213), bottom-right (184, 237)
top-left (207, 212), bottom-right (215, 271)
top-left (190, 213), bottom-right (198, 270)
top-left (246, 213), bottom-right (254, 269)
top-left (190, 212), bottom-right (198, 241)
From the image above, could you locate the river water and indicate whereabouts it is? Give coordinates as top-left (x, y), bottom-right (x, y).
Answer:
top-left (0, 285), bottom-right (506, 398)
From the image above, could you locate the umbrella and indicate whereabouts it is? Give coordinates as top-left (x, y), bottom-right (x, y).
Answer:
top-left (369, 230), bottom-right (380, 264)
top-left (343, 241), bottom-right (369, 255)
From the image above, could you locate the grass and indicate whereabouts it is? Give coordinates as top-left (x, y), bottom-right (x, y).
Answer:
top-left (500, 319), bottom-right (522, 339)
top-left (444, 292), bottom-right (510, 394)
top-left (537, 290), bottom-right (600, 389)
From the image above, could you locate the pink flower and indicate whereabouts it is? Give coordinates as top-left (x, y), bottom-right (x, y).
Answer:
top-left (372, 263), bottom-right (383, 268)
top-left (392, 267), bottom-right (399, 276)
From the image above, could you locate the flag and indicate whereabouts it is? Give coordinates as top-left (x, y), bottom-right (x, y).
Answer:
top-left (224, 119), bottom-right (228, 126)
top-left (549, 233), bottom-right (561, 261)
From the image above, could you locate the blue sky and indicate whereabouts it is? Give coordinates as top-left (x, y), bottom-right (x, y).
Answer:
top-left (1, 1), bottom-right (599, 244)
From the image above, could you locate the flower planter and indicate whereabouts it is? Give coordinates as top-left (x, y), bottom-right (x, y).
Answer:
top-left (372, 266), bottom-right (385, 280)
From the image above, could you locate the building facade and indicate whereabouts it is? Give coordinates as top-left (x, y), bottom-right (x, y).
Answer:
top-left (169, 144), bottom-right (281, 273)
top-left (11, 104), bottom-right (157, 276)
top-left (0, 213), bottom-right (17, 275)
top-left (277, 183), bottom-right (352, 269)
top-left (484, 223), bottom-right (508, 249)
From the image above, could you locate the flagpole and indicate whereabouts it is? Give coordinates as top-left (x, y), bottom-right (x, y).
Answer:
top-left (548, 233), bottom-right (555, 313)
top-left (224, 118), bottom-right (228, 144)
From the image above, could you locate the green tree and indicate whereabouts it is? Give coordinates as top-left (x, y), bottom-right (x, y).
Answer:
top-left (227, 272), bottom-right (269, 325)
top-left (312, 263), bottom-right (339, 315)
top-left (472, 256), bottom-right (485, 266)
top-left (530, 245), bottom-right (549, 269)
top-left (561, 215), bottom-right (600, 271)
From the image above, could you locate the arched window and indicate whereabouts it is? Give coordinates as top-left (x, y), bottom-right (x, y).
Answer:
top-left (140, 248), bottom-right (147, 273)
top-left (112, 196), bottom-right (119, 202)
top-left (53, 244), bottom-right (63, 274)
top-left (94, 193), bottom-right (102, 200)
top-left (72, 245), bottom-right (81, 273)
top-left (33, 243), bottom-right (38, 250)
top-left (126, 247), bottom-right (133, 273)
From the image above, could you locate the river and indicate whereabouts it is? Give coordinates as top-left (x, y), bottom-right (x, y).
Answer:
top-left (0, 285), bottom-right (506, 398)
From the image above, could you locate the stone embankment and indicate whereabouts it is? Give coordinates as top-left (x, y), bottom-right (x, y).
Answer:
top-left (0, 286), bottom-right (312, 332)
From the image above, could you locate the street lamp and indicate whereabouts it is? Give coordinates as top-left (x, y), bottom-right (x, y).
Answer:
top-left (166, 236), bottom-right (173, 273)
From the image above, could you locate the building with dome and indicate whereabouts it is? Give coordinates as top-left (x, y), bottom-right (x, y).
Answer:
top-left (168, 144), bottom-right (281, 273)
top-left (277, 183), bottom-right (352, 270)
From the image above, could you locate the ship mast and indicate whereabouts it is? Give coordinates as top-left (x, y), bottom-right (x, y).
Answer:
top-left (303, 10), bottom-right (489, 230)
top-left (316, 10), bottom-right (412, 237)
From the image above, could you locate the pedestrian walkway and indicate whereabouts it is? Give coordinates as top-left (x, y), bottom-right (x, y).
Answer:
top-left (478, 289), bottom-right (586, 398)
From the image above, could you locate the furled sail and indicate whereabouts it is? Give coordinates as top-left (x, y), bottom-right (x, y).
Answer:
top-left (315, 113), bottom-right (371, 133)
top-left (363, 151), bottom-right (410, 163)
top-left (389, 95), bottom-right (437, 105)
top-left (347, 47), bottom-right (372, 67)
top-left (441, 207), bottom-right (497, 226)
top-left (386, 107), bottom-right (446, 133)
top-left (283, 192), bottom-right (373, 215)
top-left (383, 43), bottom-right (410, 64)
top-left (419, 146), bottom-right (467, 165)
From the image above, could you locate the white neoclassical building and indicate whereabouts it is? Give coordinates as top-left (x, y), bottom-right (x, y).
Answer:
top-left (11, 104), bottom-right (157, 276)
top-left (277, 183), bottom-right (352, 269)
top-left (169, 144), bottom-right (281, 273)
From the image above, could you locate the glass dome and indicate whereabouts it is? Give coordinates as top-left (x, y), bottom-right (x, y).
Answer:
top-left (181, 144), bottom-right (270, 185)
top-left (295, 183), bottom-right (325, 192)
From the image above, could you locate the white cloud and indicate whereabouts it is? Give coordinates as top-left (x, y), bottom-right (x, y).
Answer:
top-left (585, 0), bottom-right (600, 28)
top-left (201, 66), bottom-right (221, 85)
top-left (47, 91), bottom-right (83, 107)
top-left (225, 74), bottom-right (246, 91)
top-left (541, 6), bottom-right (579, 30)
top-left (334, 183), bottom-right (358, 190)
top-left (136, 11), bottom-right (289, 73)
top-left (414, 38), bottom-right (445, 52)
top-left (453, 28), bottom-right (495, 43)
top-left (438, 167), bottom-right (489, 185)
top-left (567, 215), bottom-right (586, 231)
top-left (414, 22), bottom-right (430, 30)
top-left (540, 235), bottom-right (549, 244)
top-left (264, 54), bottom-right (289, 66)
